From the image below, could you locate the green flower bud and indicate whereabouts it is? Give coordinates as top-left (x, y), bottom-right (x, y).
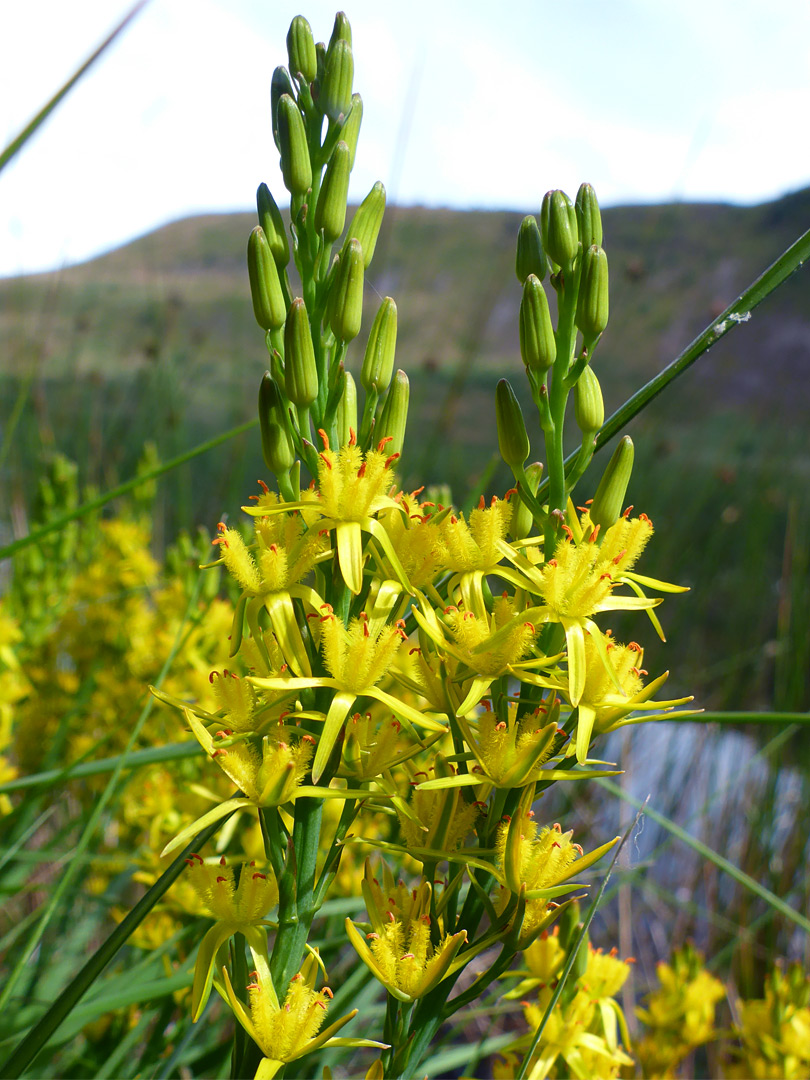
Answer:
top-left (376, 369), bottom-right (409, 458)
top-left (256, 183), bottom-right (289, 268)
top-left (329, 237), bottom-right (364, 342)
top-left (341, 93), bottom-right (363, 169)
top-left (247, 226), bottom-right (286, 331)
top-left (496, 379), bottom-right (530, 468)
top-left (575, 244), bottom-right (609, 341)
top-left (541, 189), bottom-right (578, 268)
top-left (284, 297), bottom-right (318, 406)
top-left (510, 461), bottom-right (542, 541)
top-left (337, 369), bottom-right (358, 446)
top-left (575, 183), bottom-right (603, 249)
top-left (259, 372), bottom-right (295, 475)
top-left (277, 94), bottom-right (312, 197)
top-left (574, 364), bottom-right (604, 435)
top-left (519, 275), bottom-right (556, 372)
top-left (286, 15), bottom-right (317, 82)
top-left (361, 297), bottom-right (397, 393)
top-left (315, 141), bottom-right (351, 242)
top-left (271, 66), bottom-right (295, 150)
top-left (590, 436), bottom-right (634, 531)
top-left (344, 181), bottom-right (385, 267)
top-left (515, 215), bottom-right (547, 283)
top-left (327, 11), bottom-right (352, 51)
top-left (321, 38), bottom-right (353, 122)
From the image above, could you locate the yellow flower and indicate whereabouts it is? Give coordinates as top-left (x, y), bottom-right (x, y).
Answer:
top-left (567, 628), bottom-right (694, 764)
top-left (345, 865), bottom-right (468, 1002)
top-left (185, 854), bottom-right (278, 1020)
top-left (397, 754), bottom-right (480, 858)
top-left (242, 433), bottom-right (411, 596)
top-left (222, 953), bottom-right (387, 1079)
top-left (251, 608), bottom-right (445, 783)
top-left (496, 788), bottom-right (618, 900)
top-left (521, 985), bottom-right (634, 1080)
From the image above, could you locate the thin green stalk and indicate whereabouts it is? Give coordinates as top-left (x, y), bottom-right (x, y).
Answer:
top-left (0, 812), bottom-right (230, 1080)
top-left (535, 224), bottom-right (810, 503)
top-left (597, 777), bottom-right (810, 935)
top-left (0, 417), bottom-right (258, 563)
top-left (0, 1), bottom-right (149, 175)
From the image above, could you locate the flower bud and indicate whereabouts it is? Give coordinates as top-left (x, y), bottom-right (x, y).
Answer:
top-left (256, 183), bottom-right (289, 268)
top-left (344, 181), bottom-right (385, 267)
top-left (341, 93), bottom-right (363, 169)
top-left (329, 238), bottom-right (364, 342)
top-left (575, 182), bottom-right (603, 249)
top-left (337, 369), bottom-right (358, 446)
top-left (361, 297), bottom-right (397, 393)
top-left (284, 298), bottom-right (318, 406)
top-left (247, 226), bottom-right (286, 331)
top-left (259, 372), bottom-right (295, 475)
top-left (515, 215), bottom-right (547, 283)
top-left (574, 364), bottom-right (604, 435)
top-left (328, 11), bottom-right (352, 50)
top-left (510, 461), bottom-right (542, 541)
top-left (315, 141), bottom-right (351, 241)
top-left (541, 189), bottom-right (578, 268)
top-left (277, 94), bottom-right (312, 197)
top-left (376, 369), bottom-right (409, 458)
top-left (270, 66), bottom-right (295, 150)
top-left (519, 275), bottom-right (556, 372)
top-left (286, 15), bottom-right (317, 82)
top-left (575, 244), bottom-right (609, 341)
top-left (590, 436), bottom-right (634, 531)
top-left (321, 38), bottom-right (353, 122)
top-left (496, 379), bottom-right (530, 468)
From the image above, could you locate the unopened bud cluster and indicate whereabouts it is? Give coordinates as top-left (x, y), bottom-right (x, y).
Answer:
top-left (244, 11), bottom-right (408, 495)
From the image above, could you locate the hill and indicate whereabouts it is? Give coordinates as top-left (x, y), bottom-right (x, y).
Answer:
top-left (1, 192), bottom-right (809, 710)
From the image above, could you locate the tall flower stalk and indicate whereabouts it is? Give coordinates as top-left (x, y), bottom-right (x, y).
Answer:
top-left (150, 12), bottom-right (695, 1077)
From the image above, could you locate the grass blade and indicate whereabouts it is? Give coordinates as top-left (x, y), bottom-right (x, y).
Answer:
top-left (597, 777), bottom-right (810, 935)
top-left (0, 1), bottom-right (149, 175)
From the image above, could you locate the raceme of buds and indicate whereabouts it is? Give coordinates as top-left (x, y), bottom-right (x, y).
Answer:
top-left (361, 297), bottom-right (397, 393)
top-left (590, 435), bottom-right (634, 531)
top-left (519, 275), bottom-right (556, 372)
top-left (247, 226), bottom-right (286, 332)
top-left (575, 182), bottom-right (603, 249)
top-left (321, 38), bottom-right (354, 122)
top-left (337, 369), bottom-right (358, 446)
top-left (574, 364), bottom-right (604, 436)
top-left (315, 141), bottom-right (351, 242)
top-left (576, 245), bottom-right (609, 341)
top-left (541, 189), bottom-right (578, 268)
top-left (271, 66), bottom-right (296, 149)
top-left (277, 94), bottom-right (312, 197)
top-left (344, 181), bottom-right (385, 267)
top-left (285, 298), bottom-right (319, 406)
top-left (256, 183), bottom-right (289, 267)
top-left (496, 379), bottom-right (530, 468)
top-left (341, 93), bottom-right (363, 169)
top-left (376, 369), bottom-right (409, 458)
top-left (287, 15), bottom-right (317, 82)
top-left (259, 372), bottom-right (295, 475)
top-left (329, 238), bottom-right (364, 342)
top-left (516, 215), bottom-right (547, 283)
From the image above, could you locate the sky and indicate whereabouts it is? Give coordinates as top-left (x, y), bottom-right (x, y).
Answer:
top-left (2, 0), bottom-right (809, 277)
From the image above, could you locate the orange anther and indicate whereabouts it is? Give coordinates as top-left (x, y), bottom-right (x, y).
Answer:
top-left (349, 427), bottom-right (357, 446)
top-left (377, 435), bottom-right (394, 453)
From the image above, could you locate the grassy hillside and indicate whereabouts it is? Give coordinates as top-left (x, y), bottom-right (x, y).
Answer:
top-left (1, 191), bottom-right (809, 711)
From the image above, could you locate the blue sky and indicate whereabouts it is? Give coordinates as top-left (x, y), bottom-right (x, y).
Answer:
top-left (2, 0), bottom-right (808, 276)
